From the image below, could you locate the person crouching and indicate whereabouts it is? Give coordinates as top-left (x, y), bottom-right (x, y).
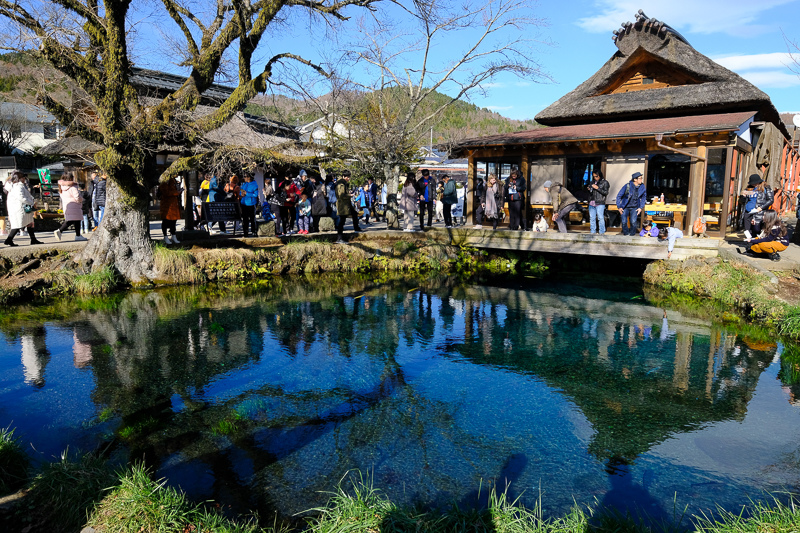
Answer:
top-left (739, 210), bottom-right (788, 261)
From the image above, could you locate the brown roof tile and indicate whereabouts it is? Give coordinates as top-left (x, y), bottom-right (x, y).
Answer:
top-left (454, 111), bottom-right (755, 150)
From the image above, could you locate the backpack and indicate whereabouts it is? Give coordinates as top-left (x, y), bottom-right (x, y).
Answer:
top-left (692, 216), bottom-right (707, 235)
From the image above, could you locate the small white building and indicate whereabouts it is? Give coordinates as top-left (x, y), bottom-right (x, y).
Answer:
top-left (298, 115), bottom-right (351, 154)
top-left (0, 102), bottom-right (63, 155)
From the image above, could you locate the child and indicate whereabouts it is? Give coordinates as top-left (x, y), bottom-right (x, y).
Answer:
top-left (639, 220), bottom-right (659, 237)
top-left (658, 226), bottom-right (683, 259)
top-left (531, 211), bottom-right (548, 232)
top-left (297, 193), bottom-right (311, 235)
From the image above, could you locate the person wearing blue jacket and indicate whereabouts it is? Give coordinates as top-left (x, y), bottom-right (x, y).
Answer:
top-left (616, 172), bottom-right (646, 236)
top-left (239, 174), bottom-right (259, 237)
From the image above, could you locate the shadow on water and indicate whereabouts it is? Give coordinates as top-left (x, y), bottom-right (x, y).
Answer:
top-left (0, 272), bottom-right (793, 527)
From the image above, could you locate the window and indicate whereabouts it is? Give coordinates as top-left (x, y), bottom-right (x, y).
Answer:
top-left (704, 148), bottom-right (727, 200)
top-left (43, 125), bottom-right (57, 140)
top-left (565, 156), bottom-right (602, 201)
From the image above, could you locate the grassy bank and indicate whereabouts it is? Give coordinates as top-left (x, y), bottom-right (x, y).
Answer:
top-left (0, 236), bottom-right (549, 305)
top-left (643, 256), bottom-right (800, 339)
top-left (3, 449), bottom-right (800, 533)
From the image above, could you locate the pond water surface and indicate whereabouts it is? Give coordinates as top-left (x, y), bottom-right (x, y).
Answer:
top-left (1, 276), bottom-right (799, 524)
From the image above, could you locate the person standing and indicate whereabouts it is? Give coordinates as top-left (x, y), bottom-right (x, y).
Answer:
top-left (0, 174), bottom-right (8, 237)
top-left (473, 177), bottom-right (486, 228)
top-left (92, 173), bottom-right (107, 229)
top-left (158, 174), bottom-right (182, 244)
top-left (3, 172), bottom-right (41, 246)
top-left (55, 175), bottom-right (85, 241)
top-left (434, 181), bottom-right (445, 223)
top-left (326, 175), bottom-right (339, 229)
top-left (80, 182), bottom-right (93, 234)
top-left (482, 174), bottom-right (503, 230)
top-left (335, 170), bottom-right (361, 243)
top-left (615, 172), bottom-right (646, 236)
top-left (310, 176), bottom-right (328, 233)
top-left (587, 169), bottom-right (610, 235)
top-left (504, 170), bottom-right (526, 230)
top-left (297, 193), bottom-right (311, 234)
top-left (543, 180), bottom-right (578, 233)
top-left (240, 174), bottom-right (259, 237)
top-left (415, 169), bottom-right (435, 230)
top-left (441, 174), bottom-right (457, 228)
top-left (367, 177), bottom-right (380, 222)
top-left (400, 172), bottom-right (418, 232)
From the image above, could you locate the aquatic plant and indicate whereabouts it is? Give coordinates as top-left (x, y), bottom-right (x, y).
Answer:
top-left (0, 426), bottom-right (28, 495)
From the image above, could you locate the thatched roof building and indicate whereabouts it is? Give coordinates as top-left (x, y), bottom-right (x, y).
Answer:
top-left (535, 10), bottom-right (783, 132)
top-left (451, 9), bottom-right (800, 239)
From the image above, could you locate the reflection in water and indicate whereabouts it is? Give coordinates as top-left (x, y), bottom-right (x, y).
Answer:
top-left (0, 278), bottom-right (795, 523)
top-left (20, 327), bottom-right (49, 388)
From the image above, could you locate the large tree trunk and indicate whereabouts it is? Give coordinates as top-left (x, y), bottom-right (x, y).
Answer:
top-left (383, 163), bottom-right (400, 229)
top-left (77, 180), bottom-right (156, 284)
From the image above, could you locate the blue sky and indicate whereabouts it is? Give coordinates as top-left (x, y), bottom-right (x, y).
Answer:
top-left (132, 0), bottom-right (800, 121)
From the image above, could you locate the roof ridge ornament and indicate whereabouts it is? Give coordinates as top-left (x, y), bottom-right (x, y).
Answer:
top-left (612, 9), bottom-right (690, 47)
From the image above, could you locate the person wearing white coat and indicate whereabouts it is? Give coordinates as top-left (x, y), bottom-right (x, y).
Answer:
top-left (3, 171), bottom-right (41, 247)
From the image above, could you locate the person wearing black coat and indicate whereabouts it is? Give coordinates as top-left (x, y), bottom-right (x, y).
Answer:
top-left (587, 169), bottom-right (610, 234)
top-left (415, 169), bottom-right (436, 230)
top-left (473, 177), bottom-right (486, 228)
top-left (503, 170), bottom-right (526, 230)
top-left (310, 177), bottom-right (328, 233)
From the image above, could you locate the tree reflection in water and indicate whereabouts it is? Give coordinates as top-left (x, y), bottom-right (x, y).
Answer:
top-left (0, 275), bottom-right (791, 523)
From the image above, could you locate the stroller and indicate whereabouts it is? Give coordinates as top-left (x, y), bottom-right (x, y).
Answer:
top-left (261, 201), bottom-right (277, 222)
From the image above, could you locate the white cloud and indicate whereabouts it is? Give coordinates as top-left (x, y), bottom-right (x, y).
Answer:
top-left (576, 0), bottom-right (796, 35)
top-left (737, 71), bottom-right (800, 88)
top-left (710, 52), bottom-right (800, 87)
top-left (481, 82), bottom-right (505, 89)
top-left (486, 105), bottom-right (514, 111)
top-left (713, 53), bottom-right (795, 71)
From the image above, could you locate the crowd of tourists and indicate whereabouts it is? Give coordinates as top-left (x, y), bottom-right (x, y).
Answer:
top-left (0, 165), bottom-right (793, 263)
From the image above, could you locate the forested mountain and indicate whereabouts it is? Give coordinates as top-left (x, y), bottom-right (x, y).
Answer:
top-left (245, 89), bottom-right (539, 145)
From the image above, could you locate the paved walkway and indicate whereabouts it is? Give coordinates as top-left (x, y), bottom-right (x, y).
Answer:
top-left (2, 216), bottom-right (799, 277)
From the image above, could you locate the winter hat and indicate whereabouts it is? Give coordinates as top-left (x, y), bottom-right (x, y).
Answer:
top-left (748, 174), bottom-right (763, 187)
top-left (543, 180), bottom-right (552, 188)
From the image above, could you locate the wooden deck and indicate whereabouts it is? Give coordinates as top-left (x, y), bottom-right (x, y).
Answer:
top-left (436, 228), bottom-right (721, 260)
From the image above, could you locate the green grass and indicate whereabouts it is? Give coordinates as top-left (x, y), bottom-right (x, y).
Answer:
top-left (154, 245), bottom-right (204, 284)
top-left (23, 450), bottom-right (117, 531)
top-left (0, 426), bottom-right (28, 495)
top-left (644, 259), bottom-right (800, 338)
top-left (46, 266), bottom-right (121, 296)
top-left (88, 463), bottom-right (262, 533)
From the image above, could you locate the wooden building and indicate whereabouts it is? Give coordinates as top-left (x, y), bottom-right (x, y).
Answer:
top-left (452, 10), bottom-right (800, 237)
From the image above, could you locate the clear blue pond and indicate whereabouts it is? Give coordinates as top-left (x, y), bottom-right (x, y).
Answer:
top-left (1, 276), bottom-right (799, 523)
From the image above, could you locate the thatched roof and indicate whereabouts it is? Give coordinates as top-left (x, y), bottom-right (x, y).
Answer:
top-left (39, 102), bottom-right (299, 159)
top-left (535, 10), bottom-right (783, 132)
top-left (38, 135), bottom-right (103, 156)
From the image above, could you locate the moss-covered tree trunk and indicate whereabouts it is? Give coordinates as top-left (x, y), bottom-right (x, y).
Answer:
top-left (79, 179), bottom-right (155, 284)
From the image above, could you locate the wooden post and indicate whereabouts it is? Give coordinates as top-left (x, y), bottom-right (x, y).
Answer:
top-left (467, 152), bottom-right (475, 225)
top-left (687, 145), bottom-right (707, 235)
